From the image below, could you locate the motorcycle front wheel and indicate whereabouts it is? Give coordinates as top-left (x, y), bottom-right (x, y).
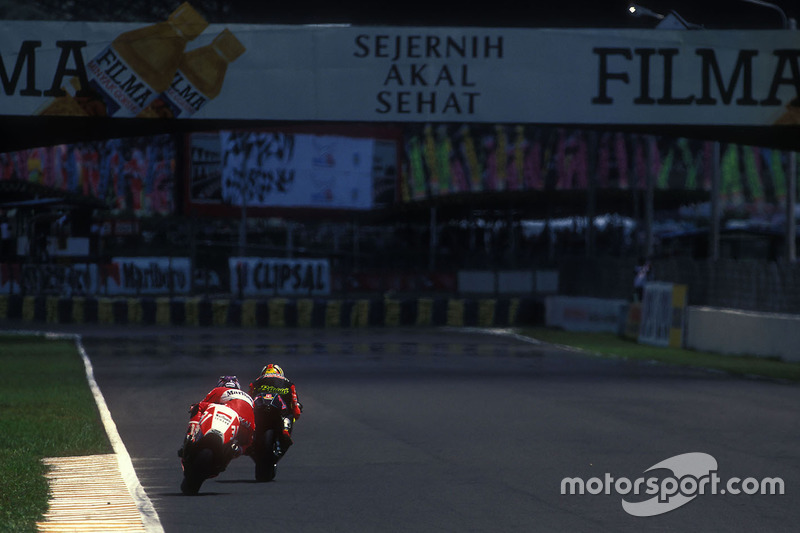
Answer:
top-left (181, 447), bottom-right (213, 495)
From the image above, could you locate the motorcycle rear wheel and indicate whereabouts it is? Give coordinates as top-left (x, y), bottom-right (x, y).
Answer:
top-left (254, 429), bottom-right (277, 482)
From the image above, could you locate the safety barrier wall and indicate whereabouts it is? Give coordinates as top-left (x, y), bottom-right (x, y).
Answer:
top-left (5, 293), bottom-right (800, 364)
top-left (625, 302), bottom-right (800, 363)
top-left (0, 294), bottom-right (541, 329)
top-left (685, 307), bottom-right (800, 363)
top-left (547, 296), bottom-right (800, 364)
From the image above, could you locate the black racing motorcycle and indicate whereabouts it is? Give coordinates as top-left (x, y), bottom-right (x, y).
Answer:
top-left (250, 394), bottom-right (292, 482)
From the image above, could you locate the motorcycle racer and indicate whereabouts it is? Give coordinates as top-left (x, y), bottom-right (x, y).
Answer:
top-left (188, 375), bottom-right (255, 456)
top-left (248, 364), bottom-right (302, 455)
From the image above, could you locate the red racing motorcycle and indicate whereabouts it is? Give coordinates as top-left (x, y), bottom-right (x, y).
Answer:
top-left (179, 403), bottom-right (242, 495)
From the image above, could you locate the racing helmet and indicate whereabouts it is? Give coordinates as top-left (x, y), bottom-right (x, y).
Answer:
top-left (217, 375), bottom-right (241, 389)
top-left (260, 364), bottom-right (284, 378)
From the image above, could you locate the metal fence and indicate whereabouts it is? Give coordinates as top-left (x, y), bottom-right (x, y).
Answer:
top-left (554, 255), bottom-right (800, 315)
top-left (652, 257), bottom-right (800, 314)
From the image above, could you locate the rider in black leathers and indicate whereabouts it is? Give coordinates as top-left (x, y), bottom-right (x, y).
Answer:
top-left (248, 364), bottom-right (302, 455)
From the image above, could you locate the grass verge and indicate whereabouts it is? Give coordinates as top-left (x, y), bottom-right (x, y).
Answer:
top-left (517, 327), bottom-right (800, 382)
top-left (0, 335), bottom-right (112, 533)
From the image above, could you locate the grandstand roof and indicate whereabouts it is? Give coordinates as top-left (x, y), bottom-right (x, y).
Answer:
top-left (2, 1), bottom-right (796, 29)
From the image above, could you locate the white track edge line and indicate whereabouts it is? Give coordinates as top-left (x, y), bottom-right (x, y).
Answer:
top-left (4, 329), bottom-right (164, 533)
top-left (442, 326), bottom-right (544, 345)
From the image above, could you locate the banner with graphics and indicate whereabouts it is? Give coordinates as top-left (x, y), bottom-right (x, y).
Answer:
top-left (1, 16), bottom-right (798, 125)
top-left (0, 135), bottom-right (176, 215)
top-left (229, 257), bottom-right (330, 296)
top-left (401, 123), bottom-right (796, 212)
top-left (102, 257), bottom-right (191, 295)
top-left (219, 131), bottom-right (375, 209)
top-left (188, 129), bottom-right (398, 212)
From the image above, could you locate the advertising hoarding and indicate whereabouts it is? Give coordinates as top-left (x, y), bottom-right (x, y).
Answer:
top-left (0, 17), bottom-right (797, 125)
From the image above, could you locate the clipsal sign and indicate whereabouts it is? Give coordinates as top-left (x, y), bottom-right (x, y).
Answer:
top-left (229, 257), bottom-right (330, 297)
top-left (0, 20), bottom-right (797, 125)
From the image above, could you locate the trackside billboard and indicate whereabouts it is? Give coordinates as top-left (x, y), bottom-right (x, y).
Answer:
top-left (0, 16), bottom-right (798, 125)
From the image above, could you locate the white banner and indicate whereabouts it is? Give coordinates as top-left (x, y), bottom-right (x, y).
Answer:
top-left (105, 257), bottom-right (191, 295)
top-left (219, 132), bottom-right (376, 209)
top-left (545, 295), bottom-right (629, 333)
top-left (229, 257), bottom-right (330, 296)
top-left (0, 263), bottom-right (97, 296)
top-left (1, 18), bottom-right (798, 125)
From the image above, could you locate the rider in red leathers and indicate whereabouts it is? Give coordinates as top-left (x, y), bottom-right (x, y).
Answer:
top-left (188, 375), bottom-right (255, 456)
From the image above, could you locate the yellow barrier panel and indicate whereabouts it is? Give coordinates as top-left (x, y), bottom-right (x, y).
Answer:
top-left (97, 298), bottom-right (114, 324)
top-left (297, 299), bottom-right (313, 328)
top-left (212, 300), bottom-right (229, 326)
top-left (22, 296), bottom-right (35, 321)
top-left (478, 299), bottom-right (496, 327)
top-left (46, 296), bottom-right (59, 323)
top-left (184, 298), bottom-right (200, 327)
top-left (268, 299), bottom-right (287, 327)
top-left (155, 297), bottom-right (171, 326)
top-left (416, 298), bottom-right (433, 326)
top-left (325, 300), bottom-right (342, 328)
top-left (446, 299), bottom-right (465, 327)
top-left (72, 297), bottom-right (85, 324)
top-left (242, 299), bottom-right (257, 327)
top-left (351, 300), bottom-right (369, 327)
top-left (128, 299), bottom-right (143, 325)
top-left (384, 299), bottom-right (400, 327)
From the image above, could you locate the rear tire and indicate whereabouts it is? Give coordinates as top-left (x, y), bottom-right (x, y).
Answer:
top-left (181, 448), bottom-right (213, 495)
top-left (254, 429), bottom-right (277, 482)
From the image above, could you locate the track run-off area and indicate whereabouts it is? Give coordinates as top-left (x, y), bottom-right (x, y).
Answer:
top-left (17, 324), bottom-right (800, 532)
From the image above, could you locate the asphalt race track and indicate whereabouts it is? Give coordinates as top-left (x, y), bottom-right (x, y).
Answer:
top-left (21, 325), bottom-right (800, 532)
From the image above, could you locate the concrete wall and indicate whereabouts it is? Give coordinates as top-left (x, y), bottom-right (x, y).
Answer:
top-left (685, 307), bottom-right (800, 363)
